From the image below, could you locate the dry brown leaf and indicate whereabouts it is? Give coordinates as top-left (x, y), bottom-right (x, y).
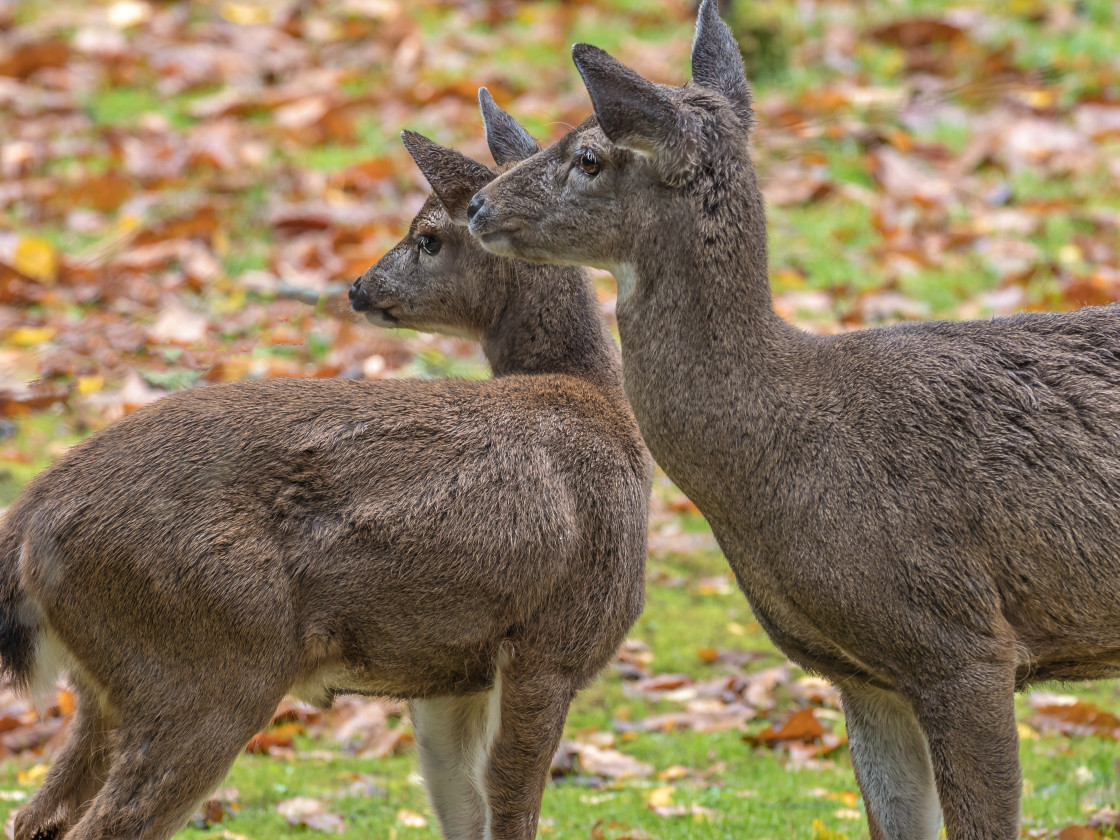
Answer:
top-left (870, 18), bottom-right (964, 49)
top-left (192, 787), bottom-right (240, 828)
top-left (0, 40), bottom-right (70, 79)
top-left (552, 739), bottom-right (652, 781)
top-left (1030, 703), bottom-right (1120, 740)
top-left (277, 797), bottom-right (346, 834)
top-left (1057, 828), bottom-right (1100, 840)
top-left (748, 707), bottom-right (826, 745)
top-left (244, 731), bottom-right (295, 755)
top-left (1087, 809), bottom-right (1120, 831)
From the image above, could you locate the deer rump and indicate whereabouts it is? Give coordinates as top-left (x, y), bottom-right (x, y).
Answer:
top-left (2, 375), bottom-right (640, 709)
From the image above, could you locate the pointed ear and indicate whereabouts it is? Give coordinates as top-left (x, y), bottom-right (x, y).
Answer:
top-left (691, 0), bottom-right (754, 129)
top-left (478, 88), bottom-right (540, 165)
top-left (400, 130), bottom-right (495, 224)
top-left (571, 43), bottom-right (697, 177)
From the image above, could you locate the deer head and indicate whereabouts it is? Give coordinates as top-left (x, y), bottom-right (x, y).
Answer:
top-left (466, 0), bottom-right (765, 306)
top-left (349, 91), bottom-right (542, 340)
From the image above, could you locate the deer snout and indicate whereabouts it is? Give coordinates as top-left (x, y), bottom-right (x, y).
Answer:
top-left (349, 277), bottom-right (372, 311)
top-left (467, 193), bottom-right (489, 229)
top-left (467, 193), bottom-right (485, 221)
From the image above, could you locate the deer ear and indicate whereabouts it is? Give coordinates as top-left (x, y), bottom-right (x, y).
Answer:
top-left (478, 88), bottom-right (540, 165)
top-left (691, 0), bottom-right (754, 129)
top-left (571, 43), bottom-right (697, 175)
top-left (401, 130), bottom-right (495, 224)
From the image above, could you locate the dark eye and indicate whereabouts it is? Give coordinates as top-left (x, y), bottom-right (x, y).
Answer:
top-left (417, 234), bottom-right (441, 256)
top-left (576, 149), bottom-right (600, 177)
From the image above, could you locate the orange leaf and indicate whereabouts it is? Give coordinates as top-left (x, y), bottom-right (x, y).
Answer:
top-left (0, 40), bottom-right (70, 78)
top-left (751, 708), bottom-right (825, 744)
top-left (245, 732), bottom-right (294, 754)
top-left (1058, 827), bottom-right (1100, 840)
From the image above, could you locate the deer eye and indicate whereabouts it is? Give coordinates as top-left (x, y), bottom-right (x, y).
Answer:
top-left (417, 234), bottom-right (441, 256)
top-left (576, 149), bottom-right (600, 177)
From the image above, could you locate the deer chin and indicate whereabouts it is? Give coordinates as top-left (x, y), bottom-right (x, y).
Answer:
top-left (364, 307), bottom-right (401, 328)
top-left (470, 218), bottom-right (525, 257)
top-left (476, 229), bottom-right (520, 259)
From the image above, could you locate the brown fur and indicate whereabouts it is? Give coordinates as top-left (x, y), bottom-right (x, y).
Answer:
top-left (467, 2), bottom-right (1120, 837)
top-left (0, 101), bottom-right (651, 840)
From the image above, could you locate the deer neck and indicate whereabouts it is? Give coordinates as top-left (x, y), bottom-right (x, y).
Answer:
top-left (613, 174), bottom-right (809, 517)
top-left (482, 263), bottom-right (623, 391)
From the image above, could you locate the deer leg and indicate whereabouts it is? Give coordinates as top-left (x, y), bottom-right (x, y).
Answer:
top-left (410, 691), bottom-right (496, 840)
top-left (15, 680), bottom-right (114, 840)
top-left (908, 662), bottom-right (1020, 840)
top-left (59, 683), bottom-right (282, 840)
top-left (840, 681), bottom-right (940, 840)
top-left (482, 661), bottom-right (573, 840)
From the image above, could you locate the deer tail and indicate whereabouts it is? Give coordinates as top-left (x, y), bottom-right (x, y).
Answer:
top-left (0, 511), bottom-right (37, 692)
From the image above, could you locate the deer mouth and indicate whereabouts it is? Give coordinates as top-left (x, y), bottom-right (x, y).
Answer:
top-left (365, 306), bottom-right (401, 327)
top-left (476, 227), bottom-right (523, 258)
top-left (471, 214), bottom-right (523, 239)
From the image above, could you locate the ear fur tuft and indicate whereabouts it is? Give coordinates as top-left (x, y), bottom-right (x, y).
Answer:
top-left (571, 43), bottom-right (697, 180)
top-left (478, 88), bottom-right (541, 166)
top-left (401, 130), bottom-right (494, 224)
top-left (691, 0), bottom-right (754, 129)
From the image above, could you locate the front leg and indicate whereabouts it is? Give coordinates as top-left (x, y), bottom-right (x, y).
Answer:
top-left (483, 660), bottom-right (574, 840)
top-left (908, 661), bottom-right (1021, 840)
top-left (840, 681), bottom-right (940, 840)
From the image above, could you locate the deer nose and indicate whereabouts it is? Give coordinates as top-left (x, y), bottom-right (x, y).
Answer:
top-left (349, 278), bottom-right (371, 311)
top-left (467, 193), bottom-right (486, 222)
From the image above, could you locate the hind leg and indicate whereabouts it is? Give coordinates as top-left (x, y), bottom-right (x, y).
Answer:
top-left (15, 679), bottom-right (114, 840)
top-left (483, 660), bottom-right (574, 840)
top-left (410, 691), bottom-right (497, 840)
top-left (841, 681), bottom-right (941, 840)
top-left (60, 680), bottom-right (283, 840)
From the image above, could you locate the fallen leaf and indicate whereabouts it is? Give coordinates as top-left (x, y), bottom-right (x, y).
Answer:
top-left (0, 40), bottom-right (70, 79)
top-left (552, 740), bottom-right (653, 781)
top-left (1057, 828), bottom-right (1100, 840)
top-left (396, 809), bottom-right (428, 828)
top-left (277, 797), bottom-right (345, 834)
top-left (12, 237), bottom-right (57, 285)
top-left (1028, 694), bottom-right (1120, 741)
top-left (6, 326), bottom-right (55, 347)
top-left (1087, 809), bottom-right (1120, 831)
top-left (192, 787), bottom-right (240, 828)
top-left (748, 708), bottom-right (825, 745)
top-left (245, 731), bottom-right (294, 755)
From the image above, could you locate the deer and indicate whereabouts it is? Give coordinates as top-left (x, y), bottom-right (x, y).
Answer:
top-left (0, 93), bottom-right (652, 840)
top-left (464, 2), bottom-right (1120, 837)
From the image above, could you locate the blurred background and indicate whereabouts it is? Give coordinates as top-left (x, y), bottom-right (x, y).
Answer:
top-left (1, 1), bottom-right (1119, 838)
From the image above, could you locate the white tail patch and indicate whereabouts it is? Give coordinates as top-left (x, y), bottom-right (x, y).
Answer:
top-left (28, 628), bottom-right (68, 717)
top-left (16, 542), bottom-right (63, 716)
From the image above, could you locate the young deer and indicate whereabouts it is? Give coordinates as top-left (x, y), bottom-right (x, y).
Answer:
top-left (467, 2), bottom-right (1120, 837)
top-left (0, 96), bottom-right (651, 840)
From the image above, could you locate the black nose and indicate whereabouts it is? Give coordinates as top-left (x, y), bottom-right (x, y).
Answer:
top-left (349, 278), bottom-right (370, 311)
top-left (467, 193), bottom-right (486, 222)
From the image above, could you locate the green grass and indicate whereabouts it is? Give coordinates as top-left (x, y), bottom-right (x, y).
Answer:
top-left (0, 413), bottom-right (88, 506)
